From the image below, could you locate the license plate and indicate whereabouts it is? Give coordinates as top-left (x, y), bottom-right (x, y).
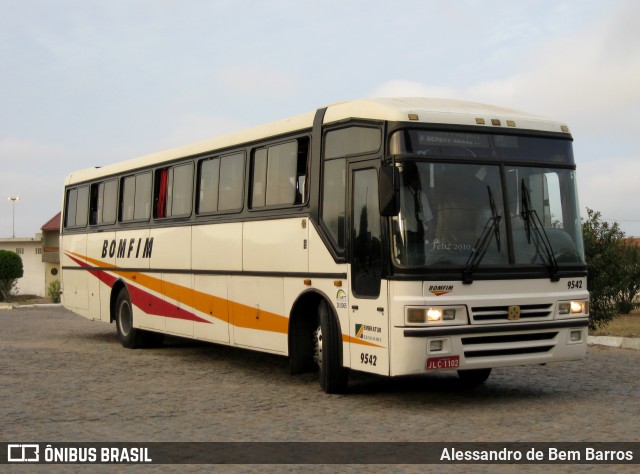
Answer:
top-left (426, 355), bottom-right (460, 370)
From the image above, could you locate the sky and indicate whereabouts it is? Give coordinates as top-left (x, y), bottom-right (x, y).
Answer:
top-left (1, 0), bottom-right (639, 238)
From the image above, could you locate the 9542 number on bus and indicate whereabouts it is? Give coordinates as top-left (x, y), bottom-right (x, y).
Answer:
top-left (567, 280), bottom-right (584, 289)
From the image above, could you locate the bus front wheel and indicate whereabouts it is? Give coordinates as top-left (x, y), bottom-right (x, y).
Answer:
top-left (314, 300), bottom-right (348, 394)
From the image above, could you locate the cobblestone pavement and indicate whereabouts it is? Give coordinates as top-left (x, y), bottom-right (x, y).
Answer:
top-left (1, 307), bottom-right (639, 473)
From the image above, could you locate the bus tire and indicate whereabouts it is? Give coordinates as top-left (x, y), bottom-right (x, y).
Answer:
top-left (115, 288), bottom-right (163, 348)
top-left (314, 300), bottom-right (348, 393)
top-left (457, 368), bottom-right (491, 385)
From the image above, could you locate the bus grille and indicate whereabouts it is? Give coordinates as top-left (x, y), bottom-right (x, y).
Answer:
top-left (461, 331), bottom-right (558, 359)
top-left (471, 303), bottom-right (553, 323)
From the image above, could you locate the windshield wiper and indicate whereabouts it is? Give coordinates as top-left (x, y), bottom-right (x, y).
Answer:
top-left (463, 186), bottom-right (501, 284)
top-left (521, 180), bottom-right (559, 281)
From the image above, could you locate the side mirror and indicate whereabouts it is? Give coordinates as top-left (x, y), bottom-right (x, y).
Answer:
top-left (379, 166), bottom-right (400, 216)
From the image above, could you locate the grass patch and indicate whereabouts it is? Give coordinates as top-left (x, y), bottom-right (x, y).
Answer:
top-left (590, 309), bottom-right (640, 338)
top-left (8, 294), bottom-right (53, 305)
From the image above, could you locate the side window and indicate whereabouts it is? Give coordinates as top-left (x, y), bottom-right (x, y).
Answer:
top-left (352, 168), bottom-right (382, 297)
top-left (266, 141), bottom-right (297, 206)
top-left (199, 159), bottom-right (220, 213)
top-left (251, 148), bottom-right (268, 208)
top-left (90, 179), bottom-right (117, 225)
top-left (219, 153), bottom-right (244, 210)
top-left (321, 158), bottom-right (346, 249)
top-left (64, 186), bottom-right (89, 228)
top-left (102, 179), bottom-right (118, 224)
top-left (197, 152), bottom-right (244, 214)
top-left (324, 126), bottom-right (381, 159)
top-left (320, 126), bottom-right (380, 250)
top-left (120, 172), bottom-right (152, 222)
top-left (155, 163), bottom-right (194, 219)
top-left (250, 138), bottom-right (309, 209)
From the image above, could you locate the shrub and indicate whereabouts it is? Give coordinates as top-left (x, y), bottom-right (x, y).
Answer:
top-left (617, 241), bottom-right (640, 314)
top-left (582, 209), bottom-right (628, 329)
top-left (48, 279), bottom-right (61, 304)
top-left (0, 250), bottom-right (24, 302)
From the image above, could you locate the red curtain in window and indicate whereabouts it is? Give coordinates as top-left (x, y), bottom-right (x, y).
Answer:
top-left (157, 169), bottom-right (168, 218)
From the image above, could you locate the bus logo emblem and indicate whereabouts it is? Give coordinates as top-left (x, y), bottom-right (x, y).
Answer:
top-left (508, 306), bottom-right (521, 320)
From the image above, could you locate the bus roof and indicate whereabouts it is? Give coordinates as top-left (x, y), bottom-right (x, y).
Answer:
top-left (65, 97), bottom-right (569, 186)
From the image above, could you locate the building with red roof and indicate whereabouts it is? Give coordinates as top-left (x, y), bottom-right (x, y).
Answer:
top-left (0, 212), bottom-right (60, 298)
top-left (41, 211), bottom-right (61, 293)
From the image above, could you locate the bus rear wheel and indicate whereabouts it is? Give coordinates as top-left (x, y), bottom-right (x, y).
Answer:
top-left (314, 300), bottom-right (348, 394)
top-left (115, 288), bottom-right (163, 348)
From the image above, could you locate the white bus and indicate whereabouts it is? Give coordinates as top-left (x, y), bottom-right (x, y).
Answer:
top-left (61, 98), bottom-right (589, 393)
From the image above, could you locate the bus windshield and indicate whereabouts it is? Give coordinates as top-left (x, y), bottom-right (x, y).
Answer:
top-left (391, 161), bottom-right (585, 271)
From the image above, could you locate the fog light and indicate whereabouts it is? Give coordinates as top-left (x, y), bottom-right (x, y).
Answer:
top-left (430, 340), bottom-right (444, 352)
top-left (570, 330), bottom-right (582, 342)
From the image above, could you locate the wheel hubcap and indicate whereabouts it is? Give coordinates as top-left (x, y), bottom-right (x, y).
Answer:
top-left (313, 326), bottom-right (323, 368)
top-left (119, 301), bottom-right (132, 336)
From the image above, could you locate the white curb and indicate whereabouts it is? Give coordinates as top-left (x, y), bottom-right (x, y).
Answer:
top-left (588, 336), bottom-right (640, 351)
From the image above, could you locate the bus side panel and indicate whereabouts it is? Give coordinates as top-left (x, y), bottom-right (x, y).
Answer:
top-left (192, 223), bottom-right (241, 344)
top-left (96, 231), bottom-right (116, 323)
top-left (61, 233), bottom-right (89, 317)
top-left (87, 230), bottom-right (116, 322)
top-left (114, 229), bottom-right (152, 270)
top-left (229, 276), bottom-right (287, 354)
top-left (308, 220), bottom-right (343, 274)
top-left (192, 222), bottom-right (243, 272)
top-left (243, 218), bottom-right (309, 273)
top-left (162, 273), bottom-right (194, 338)
top-left (150, 227), bottom-right (193, 337)
top-left (193, 275), bottom-right (230, 343)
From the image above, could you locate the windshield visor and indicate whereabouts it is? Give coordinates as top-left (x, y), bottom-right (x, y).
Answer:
top-left (390, 130), bottom-right (574, 164)
top-left (392, 162), bottom-right (585, 269)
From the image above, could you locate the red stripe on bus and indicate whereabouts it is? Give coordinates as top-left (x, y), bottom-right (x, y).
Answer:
top-left (64, 253), bottom-right (210, 324)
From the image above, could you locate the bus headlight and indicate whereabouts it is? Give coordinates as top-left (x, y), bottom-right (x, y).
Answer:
top-left (406, 306), bottom-right (467, 325)
top-left (557, 300), bottom-right (589, 317)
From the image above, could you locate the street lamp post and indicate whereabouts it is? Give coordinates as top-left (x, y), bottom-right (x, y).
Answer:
top-left (7, 196), bottom-right (20, 238)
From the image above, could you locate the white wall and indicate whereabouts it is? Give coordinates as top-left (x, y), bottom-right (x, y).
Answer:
top-left (0, 238), bottom-right (46, 296)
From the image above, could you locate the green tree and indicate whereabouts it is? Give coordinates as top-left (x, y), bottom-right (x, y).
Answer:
top-left (0, 250), bottom-right (24, 302)
top-left (617, 241), bottom-right (640, 314)
top-left (582, 209), bottom-right (627, 329)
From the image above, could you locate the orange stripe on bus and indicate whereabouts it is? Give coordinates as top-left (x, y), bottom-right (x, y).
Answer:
top-left (228, 301), bottom-right (289, 333)
top-left (66, 251), bottom-right (290, 334)
top-left (66, 251), bottom-right (376, 343)
top-left (342, 334), bottom-right (383, 348)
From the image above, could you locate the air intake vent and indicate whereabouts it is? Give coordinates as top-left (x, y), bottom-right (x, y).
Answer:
top-left (461, 331), bottom-right (558, 359)
top-left (471, 303), bottom-right (553, 323)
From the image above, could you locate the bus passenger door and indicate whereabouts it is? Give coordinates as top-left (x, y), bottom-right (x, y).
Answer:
top-left (348, 165), bottom-right (389, 375)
